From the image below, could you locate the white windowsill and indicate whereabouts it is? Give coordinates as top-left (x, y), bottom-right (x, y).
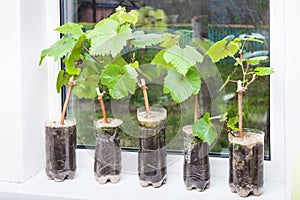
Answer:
top-left (0, 150), bottom-right (285, 200)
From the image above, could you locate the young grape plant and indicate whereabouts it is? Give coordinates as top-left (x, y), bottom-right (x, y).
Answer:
top-left (206, 33), bottom-right (274, 137)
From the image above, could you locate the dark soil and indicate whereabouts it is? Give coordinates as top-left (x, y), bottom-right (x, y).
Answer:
top-left (183, 127), bottom-right (210, 191)
top-left (94, 120), bottom-right (122, 184)
top-left (45, 122), bottom-right (76, 182)
top-left (138, 122), bottom-right (167, 188)
top-left (229, 142), bottom-right (264, 197)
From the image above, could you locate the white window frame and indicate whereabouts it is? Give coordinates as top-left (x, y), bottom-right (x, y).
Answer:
top-left (49, 0), bottom-right (286, 182)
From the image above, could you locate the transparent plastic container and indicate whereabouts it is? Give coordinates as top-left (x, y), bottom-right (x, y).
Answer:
top-left (229, 128), bottom-right (264, 197)
top-left (137, 107), bottom-right (167, 188)
top-left (183, 125), bottom-right (210, 191)
top-left (94, 118), bottom-right (123, 184)
top-left (45, 120), bottom-right (77, 182)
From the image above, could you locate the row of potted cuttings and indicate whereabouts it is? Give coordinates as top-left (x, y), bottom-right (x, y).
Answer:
top-left (40, 7), bottom-right (273, 198)
top-left (45, 106), bottom-right (265, 198)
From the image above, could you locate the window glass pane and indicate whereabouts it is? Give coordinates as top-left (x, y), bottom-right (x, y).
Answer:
top-left (62, 0), bottom-right (270, 159)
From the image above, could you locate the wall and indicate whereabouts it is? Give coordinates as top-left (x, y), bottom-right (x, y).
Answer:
top-left (0, 0), bottom-right (60, 183)
top-left (285, 0), bottom-right (300, 199)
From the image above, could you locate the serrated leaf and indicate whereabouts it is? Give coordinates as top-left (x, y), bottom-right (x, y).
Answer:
top-left (227, 116), bottom-right (239, 131)
top-left (151, 50), bottom-right (172, 68)
top-left (131, 31), bottom-right (163, 48)
top-left (39, 36), bottom-right (77, 65)
top-left (192, 112), bottom-right (218, 145)
top-left (164, 45), bottom-right (203, 75)
top-left (118, 10), bottom-right (139, 25)
top-left (206, 40), bottom-right (240, 63)
top-left (254, 67), bottom-right (274, 76)
top-left (160, 33), bottom-right (179, 48)
top-left (101, 64), bottom-right (138, 99)
top-left (55, 22), bottom-right (84, 39)
top-left (87, 19), bottom-right (132, 57)
top-left (56, 70), bottom-right (72, 93)
top-left (246, 56), bottom-right (269, 65)
top-left (163, 68), bottom-right (201, 103)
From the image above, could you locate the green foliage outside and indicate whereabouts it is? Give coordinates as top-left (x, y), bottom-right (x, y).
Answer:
top-left (40, 5), bottom-right (271, 156)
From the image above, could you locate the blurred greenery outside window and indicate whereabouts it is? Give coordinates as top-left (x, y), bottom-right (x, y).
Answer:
top-left (62, 0), bottom-right (270, 159)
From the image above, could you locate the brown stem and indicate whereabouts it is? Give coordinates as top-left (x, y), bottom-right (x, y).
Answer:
top-left (140, 79), bottom-right (150, 117)
top-left (97, 92), bottom-right (108, 124)
top-left (237, 90), bottom-right (243, 137)
top-left (194, 94), bottom-right (198, 122)
top-left (237, 80), bottom-right (244, 137)
top-left (60, 82), bottom-right (74, 125)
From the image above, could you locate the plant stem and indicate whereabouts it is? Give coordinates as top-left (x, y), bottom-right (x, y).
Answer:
top-left (140, 79), bottom-right (150, 117)
top-left (96, 88), bottom-right (108, 123)
top-left (237, 81), bottom-right (243, 137)
top-left (194, 94), bottom-right (198, 122)
top-left (82, 46), bottom-right (102, 66)
top-left (60, 81), bottom-right (74, 125)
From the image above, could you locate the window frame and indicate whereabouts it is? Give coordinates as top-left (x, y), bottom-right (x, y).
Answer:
top-left (51, 0), bottom-right (286, 183)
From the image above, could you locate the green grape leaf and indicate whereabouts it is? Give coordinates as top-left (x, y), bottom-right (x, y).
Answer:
top-left (64, 34), bottom-right (86, 68)
top-left (220, 112), bottom-right (228, 122)
top-left (84, 54), bottom-right (101, 74)
top-left (116, 6), bottom-right (126, 12)
top-left (131, 31), bottom-right (163, 48)
top-left (242, 50), bottom-right (269, 59)
top-left (72, 65), bottom-right (101, 99)
top-left (206, 40), bottom-right (240, 63)
top-left (151, 50), bottom-right (173, 76)
top-left (254, 67), bottom-right (274, 76)
top-left (101, 64), bottom-right (138, 99)
top-left (240, 33), bottom-right (265, 40)
top-left (65, 65), bottom-right (81, 75)
top-left (39, 36), bottom-right (77, 65)
top-left (163, 68), bottom-right (201, 103)
top-left (239, 38), bottom-right (264, 43)
top-left (111, 56), bottom-right (128, 67)
top-left (55, 22), bottom-right (84, 39)
top-left (238, 33), bottom-right (265, 43)
top-left (87, 19), bottom-right (132, 57)
top-left (227, 116), bottom-right (239, 131)
top-left (73, 79), bottom-right (99, 99)
top-left (151, 50), bottom-right (172, 68)
top-left (129, 61), bottom-right (139, 68)
top-left (164, 45), bottom-right (203, 76)
top-left (56, 70), bottom-right (72, 93)
top-left (160, 33), bottom-right (179, 48)
top-left (192, 112), bottom-right (218, 145)
top-left (246, 56), bottom-right (269, 65)
top-left (118, 9), bottom-right (139, 25)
